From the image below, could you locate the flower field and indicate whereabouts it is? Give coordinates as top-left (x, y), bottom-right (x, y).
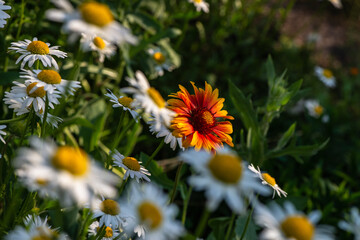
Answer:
top-left (0, 0), bottom-right (359, 239)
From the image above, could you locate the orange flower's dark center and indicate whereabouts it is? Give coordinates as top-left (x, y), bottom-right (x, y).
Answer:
top-left (191, 109), bottom-right (215, 134)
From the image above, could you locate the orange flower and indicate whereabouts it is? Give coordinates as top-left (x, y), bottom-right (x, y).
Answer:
top-left (168, 82), bottom-right (234, 152)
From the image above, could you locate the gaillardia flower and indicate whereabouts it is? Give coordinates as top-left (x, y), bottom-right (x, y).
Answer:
top-left (168, 81), bottom-right (233, 152)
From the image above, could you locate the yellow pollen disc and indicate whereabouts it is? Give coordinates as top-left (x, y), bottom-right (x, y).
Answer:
top-left (153, 52), bottom-right (166, 64)
top-left (104, 226), bottom-right (113, 238)
top-left (122, 157), bottom-right (141, 171)
top-left (194, 0), bottom-right (203, 3)
top-left (36, 178), bottom-right (48, 186)
top-left (37, 70), bottom-right (62, 84)
top-left (51, 146), bottom-right (89, 176)
top-left (138, 201), bottom-right (163, 229)
top-left (281, 216), bottom-right (314, 240)
top-left (101, 199), bottom-right (120, 215)
top-left (26, 82), bottom-right (46, 98)
top-left (26, 41), bottom-right (50, 55)
top-left (322, 69), bottom-right (333, 78)
top-left (202, 110), bottom-right (215, 125)
top-left (80, 2), bottom-right (114, 27)
top-left (208, 154), bottom-right (242, 184)
top-left (147, 87), bottom-right (166, 108)
top-left (118, 96), bottom-right (133, 108)
top-left (93, 36), bottom-right (106, 49)
top-left (314, 105), bottom-right (323, 115)
top-left (32, 235), bottom-right (51, 240)
top-left (261, 173), bottom-right (276, 186)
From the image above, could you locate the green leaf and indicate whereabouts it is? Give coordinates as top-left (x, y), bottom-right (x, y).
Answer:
top-left (127, 12), bottom-right (162, 35)
top-left (234, 215), bottom-right (257, 240)
top-left (275, 123), bottom-right (296, 150)
top-left (208, 217), bottom-right (231, 240)
top-left (265, 55), bottom-right (276, 88)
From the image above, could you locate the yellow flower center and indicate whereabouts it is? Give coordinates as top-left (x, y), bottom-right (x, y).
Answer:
top-left (37, 70), bottom-right (62, 84)
top-left (101, 199), bottom-right (120, 215)
top-left (194, 0), bottom-right (203, 3)
top-left (36, 178), bottom-right (48, 186)
top-left (93, 36), bottom-right (106, 49)
top-left (26, 83), bottom-right (46, 98)
top-left (153, 52), bottom-right (166, 64)
top-left (122, 157), bottom-right (141, 171)
top-left (138, 201), bottom-right (163, 229)
top-left (201, 110), bottom-right (215, 126)
top-left (208, 154), bottom-right (242, 184)
top-left (96, 226), bottom-right (113, 238)
top-left (322, 69), bottom-right (333, 78)
top-left (118, 96), bottom-right (133, 109)
top-left (80, 2), bottom-right (114, 27)
top-left (281, 216), bottom-right (314, 240)
top-left (26, 40), bottom-right (50, 55)
top-left (314, 105), bottom-right (323, 115)
top-left (261, 173), bottom-right (276, 186)
top-left (51, 146), bottom-right (89, 176)
top-left (32, 236), bottom-right (51, 240)
top-left (147, 87), bottom-right (166, 108)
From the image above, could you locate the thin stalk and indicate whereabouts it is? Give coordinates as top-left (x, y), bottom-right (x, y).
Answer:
top-left (240, 207), bottom-right (254, 240)
top-left (195, 208), bottom-right (210, 238)
top-left (118, 177), bottom-right (128, 195)
top-left (0, 115), bottom-right (26, 124)
top-left (225, 213), bottom-right (236, 240)
top-left (15, 0), bottom-right (26, 40)
top-left (181, 186), bottom-right (192, 225)
top-left (144, 141), bottom-right (164, 168)
top-left (19, 110), bottom-right (33, 146)
top-left (170, 161), bottom-right (184, 203)
top-left (41, 95), bottom-right (49, 137)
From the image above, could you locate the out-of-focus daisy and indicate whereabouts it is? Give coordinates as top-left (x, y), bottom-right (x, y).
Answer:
top-left (168, 81), bottom-right (234, 152)
top-left (112, 150), bottom-right (150, 182)
top-left (20, 69), bottom-right (81, 95)
top-left (0, 125), bottom-right (6, 144)
top-left (188, 0), bottom-right (209, 13)
top-left (148, 118), bottom-right (184, 151)
top-left (147, 48), bottom-right (175, 77)
top-left (6, 214), bottom-right (68, 240)
top-left (304, 99), bottom-right (329, 122)
top-left (328, 0), bottom-right (342, 9)
top-left (37, 112), bottom-right (63, 129)
top-left (254, 201), bottom-right (335, 240)
top-left (46, 0), bottom-right (138, 45)
top-left (180, 148), bottom-right (270, 213)
top-left (80, 33), bottom-right (116, 63)
top-left (314, 66), bottom-right (336, 88)
top-left (248, 164), bottom-right (287, 198)
top-left (339, 207), bottom-right (360, 240)
top-left (13, 137), bottom-right (119, 207)
top-left (121, 71), bottom-right (175, 131)
top-left (0, 1), bottom-right (11, 28)
top-left (4, 81), bottom-right (61, 115)
top-left (8, 37), bottom-right (67, 69)
top-left (105, 89), bottom-right (140, 121)
top-left (88, 221), bottom-right (120, 240)
top-left (92, 196), bottom-right (128, 229)
top-left (121, 182), bottom-right (184, 240)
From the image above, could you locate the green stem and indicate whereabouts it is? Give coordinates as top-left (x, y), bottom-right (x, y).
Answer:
top-left (40, 95), bottom-right (49, 137)
top-left (144, 141), bottom-right (164, 168)
top-left (225, 213), bottom-right (236, 240)
top-left (15, 0), bottom-right (26, 40)
top-left (170, 161), bottom-right (184, 203)
top-left (111, 111), bottom-right (126, 150)
top-left (3, 56), bottom-right (9, 72)
top-left (19, 111), bottom-right (33, 146)
top-left (181, 186), bottom-right (192, 225)
top-left (195, 208), bottom-right (210, 238)
top-left (35, 59), bottom-right (40, 70)
top-left (118, 177), bottom-right (128, 195)
top-left (0, 115), bottom-right (26, 124)
top-left (240, 207), bottom-right (254, 240)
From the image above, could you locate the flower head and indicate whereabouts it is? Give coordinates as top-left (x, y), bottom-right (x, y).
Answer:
top-left (80, 33), bottom-right (116, 62)
top-left (88, 221), bottom-right (120, 240)
top-left (0, 1), bottom-right (11, 28)
top-left (314, 66), bottom-right (336, 88)
top-left (8, 37), bottom-right (67, 69)
top-left (180, 147), bottom-right (270, 213)
top-left (338, 207), bottom-right (360, 240)
top-left (147, 47), bottom-right (175, 77)
top-left (248, 164), bottom-right (287, 198)
top-left (254, 201), bottom-right (335, 240)
top-left (188, 0), bottom-right (209, 13)
top-left (105, 89), bottom-right (140, 122)
top-left (92, 196), bottom-right (128, 229)
top-left (168, 81), bottom-right (234, 152)
top-left (112, 150), bottom-right (151, 183)
top-left (304, 100), bottom-right (329, 122)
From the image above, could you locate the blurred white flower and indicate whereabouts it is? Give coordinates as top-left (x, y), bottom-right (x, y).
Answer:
top-left (147, 48), bottom-right (175, 77)
top-left (188, 0), bottom-right (209, 13)
top-left (339, 207), bottom-right (360, 240)
top-left (328, 0), bottom-right (342, 9)
top-left (0, 1), bottom-right (11, 28)
top-left (314, 66), bottom-right (336, 88)
top-left (80, 34), bottom-right (116, 63)
top-left (0, 125), bottom-right (6, 144)
top-left (88, 221), bottom-right (120, 240)
top-left (305, 99), bottom-right (329, 122)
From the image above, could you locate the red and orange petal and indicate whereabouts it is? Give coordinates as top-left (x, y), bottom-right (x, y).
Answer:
top-left (168, 81), bottom-right (234, 152)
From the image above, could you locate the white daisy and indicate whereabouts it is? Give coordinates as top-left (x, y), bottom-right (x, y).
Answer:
top-left (8, 37), bottom-right (67, 69)
top-left (4, 81), bottom-right (61, 115)
top-left (105, 89), bottom-right (140, 122)
top-left (37, 112), bottom-right (63, 129)
top-left (20, 69), bottom-right (81, 95)
top-left (180, 147), bottom-right (271, 213)
top-left (147, 48), bottom-right (175, 77)
top-left (88, 221), bottom-right (120, 240)
top-left (13, 137), bottom-right (119, 207)
top-left (92, 196), bottom-right (128, 229)
top-left (254, 201), bottom-right (335, 240)
top-left (148, 117), bottom-right (184, 151)
top-left (121, 71), bottom-right (175, 131)
top-left (0, 124), bottom-right (6, 144)
top-left (339, 207), bottom-right (360, 240)
top-left (80, 33), bottom-right (116, 63)
top-left (314, 66), bottom-right (336, 88)
top-left (304, 99), bottom-right (329, 122)
top-left (248, 164), bottom-right (287, 198)
top-left (188, 0), bottom-right (209, 13)
top-left (121, 182), bottom-right (184, 240)
top-left (328, 0), bottom-right (342, 9)
top-left (112, 150), bottom-right (150, 183)
top-left (0, 1), bottom-right (11, 28)
top-left (46, 0), bottom-right (138, 45)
